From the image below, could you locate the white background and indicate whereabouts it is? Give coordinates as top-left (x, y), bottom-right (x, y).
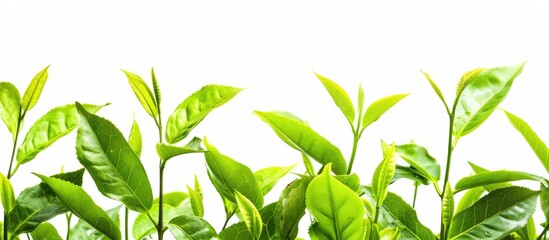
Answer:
top-left (1, 0), bottom-right (547, 239)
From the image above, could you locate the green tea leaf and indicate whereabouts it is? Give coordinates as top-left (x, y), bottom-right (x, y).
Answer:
top-left (219, 222), bottom-right (253, 240)
top-left (334, 173), bottom-right (361, 192)
top-left (448, 186), bottom-right (539, 240)
top-left (379, 227), bottom-right (400, 240)
top-left (372, 144), bottom-right (396, 206)
top-left (204, 139), bottom-right (263, 208)
top-left (34, 173), bottom-right (121, 240)
top-left (75, 102), bottom-right (153, 212)
top-left (17, 103), bottom-right (107, 164)
top-left (121, 69), bottom-right (158, 118)
top-left (168, 215), bottom-right (218, 240)
top-left (381, 192), bottom-right (436, 240)
top-left (306, 164), bottom-right (365, 240)
top-left (30, 222), bottom-right (62, 240)
top-left (166, 85), bottom-right (242, 144)
top-left (133, 203), bottom-right (192, 239)
top-left (156, 137), bottom-right (205, 163)
top-left (275, 177), bottom-right (311, 240)
top-left (421, 71), bottom-right (449, 114)
top-left (504, 110), bottom-right (549, 174)
top-left (153, 191), bottom-right (189, 207)
top-left (187, 185), bottom-right (204, 217)
top-left (454, 170), bottom-right (547, 193)
top-left (455, 187), bottom-right (484, 214)
top-left (453, 63), bottom-right (525, 138)
top-left (301, 153), bottom-right (315, 177)
top-left (151, 68), bottom-right (161, 108)
top-left (254, 164), bottom-right (296, 196)
top-left (314, 72), bottom-right (355, 126)
top-left (358, 83), bottom-right (364, 120)
top-left (394, 142), bottom-right (440, 183)
top-left (467, 162), bottom-right (512, 192)
top-left (255, 111), bottom-right (347, 175)
top-left (21, 65), bottom-right (50, 113)
top-left (391, 165), bottom-right (429, 185)
top-left (127, 118), bottom-right (142, 157)
top-left (442, 182), bottom-right (454, 238)
top-left (0, 82), bottom-right (21, 138)
top-left (0, 172), bottom-right (15, 211)
top-left (362, 94), bottom-right (409, 130)
top-left (235, 190), bottom-right (262, 239)
top-left (8, 169), bottom-right (84, 235)
top-left (541, 184), bottom-right (549, 222)
top-left (259, 202), bottom-right (277, 240)
top-left (69, 205), bottom-right (121, 240)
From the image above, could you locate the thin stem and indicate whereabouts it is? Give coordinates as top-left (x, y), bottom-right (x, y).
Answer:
top-left (373, 205), bottom-right (380, 224)
top-left (125, 207), bottom-right (129, 240)
top-left (346, 135), bottom-right (360, 174)
top-left (538, 224), bottom-right (549, 240)
top-left (3, 211), bottom-right (8, 240)
top-left (222, 211), bottom-right (236, 230)
top-left (66, 213), bottom-right (72, 240)
top-left (7, 115), bottom-right (23, 179)
top-left (158, 161), bottom-right (166, 240)
top-left (412, 183), bottom-right (419, 208)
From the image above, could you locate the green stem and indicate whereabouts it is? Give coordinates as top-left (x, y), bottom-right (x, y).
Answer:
top-left (125, 207), bottom-right (129, 240)
top-left (4, 111), bottom-right (24, 240)
top-left (538, 224), bottom-right (549, 240)
top-left (66, 213), bottom-right (72, 240)
top-left (412, 183), bottom-right (419, 208)
top-left (158, 162), bottom-right (166, 240)
top-left (346, 135), bottom-right (360, 174)
top-left (3, 211), bottom-right (8, 240)
top-left (222, 211), bottom-right (236, 230)
top-left (440, 101), bottom-right (459, 240)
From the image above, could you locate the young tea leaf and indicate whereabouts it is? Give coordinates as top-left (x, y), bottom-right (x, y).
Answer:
top-left (187, 185), bottom-right (204, 217)
top-left (75, 102), bottom-right (153, 212)
top-left (0, 172), bottom-right (15, 211)
top-left (372, 143), bottom-right (396, 206)
top-left (204, 139), bottom-right (263, 208)
top-left (127, 117), bottom-right (142, 157)
top-left (314, 72), bottom-right (355, 126)
top-left (121, 69), bottom-right (158, 118)
top-left (156, 137), bottom-right (205, 163)
top-left (254, 164), bottom-right (296, 196)
top-left (301, 153), bottom-right (315, 177)
top-left (0, 82), bottom-right (21, 138)
top-left (362, 94), bottom-right (409, 130)
top-left (8, 169), bottom-right (85, 235)
top-left (442, 182), bottom-right (454, 239)
top-left (452, 63), bottom-right (525, 138)
top-left (306, 164), bottom-right (365, 240)
top-left (454, 170), bottom-right (548, 193)
top-left (17, 103), bottom-right (108, 164)
top-left (34, 173), bottom-right (121, 240)
top-left (21, 65), bottom-right (50, 113)
top-left (166, 85), bottom-right (242, 144)
top-left (358, 83), bottom-right (365, 120)
top-left (275, 176), bottom-right (311, 240)
top-left (235, 190), bottom-right (263, 240)
top-left (151, 68), bottom-right (162, 108)
top-left (421, 70), bottom-right (449, 114)
top-left (30, 222), bottom-right (62, 240)
top-left (255, 111), bottom-right (347, 175)
top-left (448, 186), bottom-right (539, 240)
top-left (168, 215), bottom-right (218, 240)
top-left (504, 110), bottom-right (549, 174)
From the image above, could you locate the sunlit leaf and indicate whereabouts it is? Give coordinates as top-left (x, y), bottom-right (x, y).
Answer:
top-left (454, 170), bottom-right (547, 193)
top-left (168, 215), bottom-right (218, 240)
top-left (30, 222), bottom-right (62, 240)
top-left (121, 69), bottom-right (158, 118)
top-left (275, 176), bottom-right (311, 240)
top-left (421, 70), bottom-right (448, 113)
top-left (69, 205), bottom-right (121, 240)
top-left (235, 190), bottom-right (262, 239)
top-left (381, 192), bottom-right (436, 240)
top-left (187, 185), bottom-right (204, 217)
top-left (133, 203), bottom-right (192, 239)
top-left (315, 72), bottom-right (355, 126)
top-left (21, 65), bottom-right (50, 113)
top-left (362, 94), bottom-right (409, 130)
top-left (127, 118), bottom-right (142, 157)
top-left (373, 144), bottom-right (396, 206)
top-left (156, 137), bottom-right (205, 163)
top-left (0, 82), bottom-right (21, 138)
top-left (254, 164), bottom-right (296, 196)
top-left (0, 172), bottom-right (15, 212)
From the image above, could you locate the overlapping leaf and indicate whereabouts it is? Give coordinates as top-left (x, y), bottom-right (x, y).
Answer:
top-left (0, 82), bottom-right (21, 137)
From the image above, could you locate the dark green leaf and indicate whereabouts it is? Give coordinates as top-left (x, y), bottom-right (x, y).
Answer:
top-left (453, 63), bottom-right (525, 138)
top-left (168, 215), bottom-right (218, 240)
top-left (504, 110), bottom-right (549, 174)
top-left (254, 164), bottom-right (296, 196)
top-left (156, 137), bottom-right (205, 163)
top-left (306, 164), bottom-right (365, 240)
top-left (259, 202), bottom-right (277, 240)
top-left (69, 205), bottom-right (121, 240)
top-left (391, 165), bottom-right (429, 185)
top-left (0, 172), bottom-right (15, 212)
top-left (133, 203), bottom-right (192, 239)
top-left (255, 111), bottom-right (347, 175)
top-left (21, 65), bottom-right (50, 112)
top-left (315, 72), bottom-right (355, 126)
top-left (0, 82), bottom-right (21, 138)
top-left (204, 139), bottom-right (263, 208)
top-left (448, 186), bottom-right (539, 240)
top-left (219, 222), bottom-right (253, 240)
top-left (17, 103), bottom-right (107, 164)
top-left (75, 102), bottom-right (153, 212)
top-left (34, 173), bottom-right (121, 240)
top-left (8, 169), bottom-right (84, 235)
top-left (30, 222), bottom-right (62, 240)
top-left (362, 94), bottom-right (409, 130)
top-left (381, 192), bottom-right (436, 240)
top-left (166, 85), bottom-right (242, 144)
top-left (235, 190), bottom-right (262, 239)
top-left (127, 118), bottom-right (142, 157)
top-left (373, 143), bottom-right (396, 206)
top-left (540, 184), bottom-right (549, 221)
top-left (121, 69), bottom-right (158, 118)
top-left (275, 177), bottom-right (311, 240)
top-left (454, 170), bottom-right (547, 193)
top-left (455, 187), bottom-right (485, 214)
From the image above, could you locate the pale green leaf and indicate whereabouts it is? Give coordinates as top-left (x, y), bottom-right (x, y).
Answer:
top-left (453, 63), bottom-right (525, 137)
top-left (21, 65), bottom-right (50, 113)
top-left (306, 164), bottom-right (365, 240)
top-left (0, 172), bottom-right (15, 212)
top-left (187, 185), bottom-right (204, 217)
top-left (448, 186), bottom-right (539, 240)
top-left (152, 191), bottom-right (189, 207)
top-left (302, 153), bottom-right (315, 177)
top-left (156, 137), bottom-right (205, 163)
top-left (122, 69), bottom-right (158, 118)
top-left (358, 83), bottom-right (364, 120)
top-left (30, 222), bottom-right (62, 240)
top-left (0, 82), bottom-right (21, 138)
top-left (421, 70), bottom-right (449, 113)
top-left (391, 165), bottom-right (429, 185)
top-left (315, 72), bottom-right (355, 126)
top-left (127, 118), bottom-right (142, 157)
top-left (17, 103), bottom-right (107, 164)
top-left (133, 203), bottom-right (192, 239)
top-left (204, 139), bottom-right (263, 208)
top-left (166, 85), bottom-right (242, 144)
top-left (504, 110), bottom-right (549, 174)
top-left (219, 222), bottom-right (253, 240)
top-left (394, 142), bottom-right (440, 183)
top-left (454, 170), bottom-right (547, 193)
top-left (75, 102), bottom-right (153, 212)
top-left (372, 144), bottom-right (396, 206)
top-left (151, 68), bottom-right (161, 108)
top-left (235, 190), bottom-right (262, 239)
top-left (255, 111), bottom-right (347, 175)
top-left (362, 94), bottom-right (409, 129)
top-left (275, 176), bottom-right (311, 240)
top-left (455, 187), bottom-right (484, 214)
top-left (254, 164), bottom-right (296, 196)
top-left (442, 182), bottom-right (454, 238)
top-left (34, 173), bottom-right (121, 240)
top-left (467, 162), bottom-right (512, 192)
top-left (168, 215), bottom-right (218, 240)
